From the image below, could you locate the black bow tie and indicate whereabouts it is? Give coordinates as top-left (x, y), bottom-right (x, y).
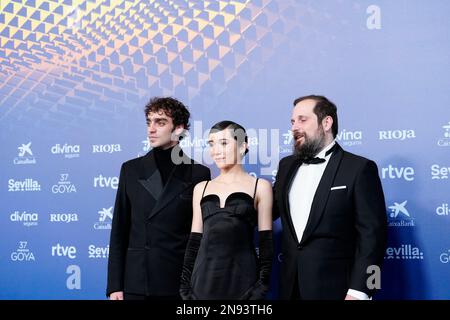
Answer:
top-left (299, 144), bottom-right (337, 165)
top-left (302, 157), bottom-right (326, 164)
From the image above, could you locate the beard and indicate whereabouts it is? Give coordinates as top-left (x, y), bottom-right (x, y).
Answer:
top-left (293, 127), bottom-right (326, 160)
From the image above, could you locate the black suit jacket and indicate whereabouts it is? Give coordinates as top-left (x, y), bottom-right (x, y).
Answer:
top-left (274, 143), bottom-right (387, 300)
top-left (107, 148), bottom-right (210, 296)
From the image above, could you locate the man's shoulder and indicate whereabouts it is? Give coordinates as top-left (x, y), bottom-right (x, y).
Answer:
top-left (190, 160), bottom-right (210, 175)
top-left (120, 154), bottom-right (147, 169)
top-left (279, 154), bottom-right (297, 167)
top-left (339, 148), bottom-right (379, 173)
top-left (341, 149), bottom-right (373, 165)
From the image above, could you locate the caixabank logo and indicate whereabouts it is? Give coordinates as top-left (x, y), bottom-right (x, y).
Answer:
top-left (387, 200), bottom-right (415, 227)
top-left (279, 130), bottom-right (293, 154)
top-left (437, 121), bottom-right (450, 147)
top-left (137, 139), bottom-right (150, 157)
top-left (13, 142), bottom-right (36, 165)
top-left (94, 207), bottom-right (113, 230)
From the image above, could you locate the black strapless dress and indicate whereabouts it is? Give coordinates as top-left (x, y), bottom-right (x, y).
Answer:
top-left (191, 192), bottom-right (258, 300)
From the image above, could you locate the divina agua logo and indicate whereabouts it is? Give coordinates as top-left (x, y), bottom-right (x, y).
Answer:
top-left (51, 143), bottom-right (80, 159)
top-left (336, 129), bottom-right (363, 146)
top-left (436, 203), bottom-right (449, 216)
top-left (10, 210), bottom-right (38, 227)
top-left (385, 245), bottom-right (424, 260)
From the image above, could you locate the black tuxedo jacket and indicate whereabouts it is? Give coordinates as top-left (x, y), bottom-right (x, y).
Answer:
top-left (107, 148), bottom-right (210, 296)
top-left (274, 143), bottom-right (387, 299)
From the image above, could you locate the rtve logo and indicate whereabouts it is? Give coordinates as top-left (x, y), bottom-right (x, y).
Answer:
top-left (93, 174), bottom-right (118, 189)
top-left (381, 165), bottom-right (415, 181)
top-left (51, 243), bottom-right (77, 259)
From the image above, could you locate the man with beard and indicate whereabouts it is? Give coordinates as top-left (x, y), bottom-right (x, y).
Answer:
top-left (273, 95), bottom-right (387, 300)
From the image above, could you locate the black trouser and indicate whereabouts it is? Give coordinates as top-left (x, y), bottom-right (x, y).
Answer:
top-left (124, 293), bottom-right (181, 300)
top-left (289, 271), bottom-right (301, 300)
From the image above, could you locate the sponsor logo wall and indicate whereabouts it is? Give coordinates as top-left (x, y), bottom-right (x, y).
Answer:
top-left (1, 0), bottom-right (449, 299)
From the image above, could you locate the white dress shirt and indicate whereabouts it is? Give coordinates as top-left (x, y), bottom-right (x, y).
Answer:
top-left (288, 140), bottom-right (369, 300)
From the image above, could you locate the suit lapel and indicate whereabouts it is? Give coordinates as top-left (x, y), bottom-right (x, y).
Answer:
top-left (147, 147), bottom-right (193, 220)
top-left (280, 156), bottom-right (302, 244)
top-left (299, 143), bottom-right (344, 245)
top-left (138, 150), bottom-right (164, 200)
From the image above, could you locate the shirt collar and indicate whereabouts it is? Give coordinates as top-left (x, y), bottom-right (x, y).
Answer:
top-left (316, 140), bottom-right (336, 158)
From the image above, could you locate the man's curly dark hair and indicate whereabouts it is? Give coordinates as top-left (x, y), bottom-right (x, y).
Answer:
top-left (144, 97), bottom-right (190, 131)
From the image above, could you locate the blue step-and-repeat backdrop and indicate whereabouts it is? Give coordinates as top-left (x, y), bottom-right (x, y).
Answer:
top-left (0, 0), bottom-right (449, 299)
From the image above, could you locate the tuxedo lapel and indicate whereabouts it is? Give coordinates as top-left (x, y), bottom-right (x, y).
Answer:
top-left (138, 150), bottom-right (164, 200)
top-left (147, 148), bottom-right (193, 220)
top-left (280, 156), bottom-right (302, 244)
top-left (148, 164), bottom-right (191, 220)
top-left (299, 143), bottom-right (344, 245)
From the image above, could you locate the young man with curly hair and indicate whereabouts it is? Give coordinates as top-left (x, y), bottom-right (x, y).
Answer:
top-left (107, 97), bottom-right (211, 300)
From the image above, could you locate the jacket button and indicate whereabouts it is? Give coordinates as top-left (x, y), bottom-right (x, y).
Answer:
top-left (297, 244), bottom-right (303, 250)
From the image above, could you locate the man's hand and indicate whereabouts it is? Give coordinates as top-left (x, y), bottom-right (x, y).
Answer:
top-left (109, 291), bottom-right (124, 300)
top-left (345, 294), bottom-right (359, 300)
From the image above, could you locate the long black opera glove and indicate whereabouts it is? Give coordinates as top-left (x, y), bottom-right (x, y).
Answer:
top-left (179, 232), bottom-right (202, 300)
top-left (246, 230), bottom-right (274, 300)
